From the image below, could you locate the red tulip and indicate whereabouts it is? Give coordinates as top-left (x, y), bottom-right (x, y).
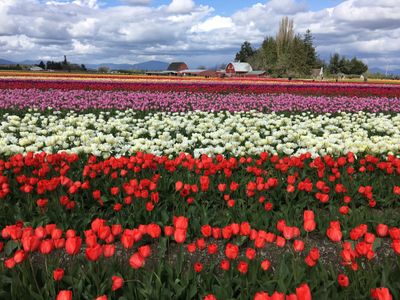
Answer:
top-left (65, 236), bottom-right (81, 255)
top-left (203, 295), bottom-right (217, 300)
top-left (327, 221), bottom-right (342, 242)
top-left (201, 225), bottom-right (212, 237)
top-left (85, 244), bottom-right (102, 261)
top-left (138, 245), bottom-right (151, 258)
top-left (164, 226), bottom-right (174, 236)
top-left (245, 248), bottom-right (256, 260)
top-left (293, 240), bottom-right (305, 252)
top-left (95, 296), bottom-right (107, 300)
top-left (254, 292), bottom-right (269, 300)
top-left (338, 274), bottom-right (349, 287)
top-left (98, 226), bottom-right (111, 240)
top-left (121, 232), bottom-right (134, 249)
top-left (4, 258), bottom-right (16, 269)
top-left (112, 275), bottom-right (124, 291)
top-left (392, 240), bottom-right (400, 255)
top-left (91, 218), bottom-right (106, 233)
top-left (296, 283), bottom-right (312, 300)
top-left (111, 224), bottom-right (122, 236)
top-left (129, 252), bottom-right (145, 269)
top-left (194, 262), bottom-right (203, 273)
top-left (56, 290), bottom-right (72, 300)
top-left (145, 224), bottom-right (160, 239)
top-left (220, 259), bottom-right (230, 271)
top-left (376, 224), bottom-right (388, 237)
top-left (261, 259), bottom-right (271, 271)
top-left (237, 261), bottom-right (248, 274)
top-left (13, 250), bottom-right (26, 264)
top-left (225, 243), bottom-right (239, 260)
top-left (53, 268), bottom-right (64, 281)
top-left (173, 216), bottom-right (188, 229)
top-left (275, 236), bottom-right (286, 248)
top-left (371, 287), bottom-right (393, 300)
top-left (103, 244), bottom-right (116, 258)
top-left (54, 238), bottom-right (65, 249)
top-left (172, 226), bottom-right (185, 242)
top-left (22, 235), bottom-right (40, 252)
top-left (207, 243), bottom-right (218, 255)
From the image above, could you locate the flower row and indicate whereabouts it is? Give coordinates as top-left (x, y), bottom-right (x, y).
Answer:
top-left (0, 89), bottom-right (400, 112)
top-left (1, 216), bottom-right (398, 299)
top-left (1, 151), bottom-right (400, 229)
top-left (1, 78), bottom-right (400, 97)
top-left (0, 110), bottom-right (399, 157)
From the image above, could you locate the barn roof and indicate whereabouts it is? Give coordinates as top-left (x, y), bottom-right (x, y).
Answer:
top-left (229, 62), bottom-right (253, 73)
top-left (167, 62), bottom-right (187, 71)
top-left (244, 70), bottom-right (266, 76)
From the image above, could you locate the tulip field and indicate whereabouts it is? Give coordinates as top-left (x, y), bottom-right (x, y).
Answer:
top-left (0, 74), bottom-right (400, 300)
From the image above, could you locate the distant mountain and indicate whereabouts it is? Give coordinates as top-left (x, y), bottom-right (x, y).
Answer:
top-left (369, 67), bottom-right (400, 76)
top-left (0, 58), bottom-right (16, 65)
top-left (85, 63), bottom-right (133, 70)
top-left (86, 60), bottom-right (169, 71)
top-left (19, 60), bottom-right (41, 65)
top-left (131, 61), bottom-right (169, 71)
top-left (0, 58), bottom-right (171, 71)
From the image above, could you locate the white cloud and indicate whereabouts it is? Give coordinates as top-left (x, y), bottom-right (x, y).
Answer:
top-left (0, 0), bottom-right (399, 70)
top-left (190, 16), bottom-right (234, 33)
top-left (166, 0), bottom-right (195, 14)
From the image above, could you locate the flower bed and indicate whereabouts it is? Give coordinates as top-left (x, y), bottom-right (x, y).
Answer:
top-left (0, 77), bottom-right (399, 299)
top-left (1, 78), bottom-right (400, 97)
top-left (0, 152), bottom-right (400, 299)
top-left (0, 89), bottom-right (400, 112)
top-left (0, 110), bottom-right (399, 157)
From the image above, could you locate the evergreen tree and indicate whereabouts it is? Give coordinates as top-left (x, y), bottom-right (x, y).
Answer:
top-left (260, 37), bottom-right (278, 73)
top-left (328, 53), bottom-right (341, 74)
top-left (288, 35), bottom-right (307, 75)
top-left (303, 29), bottom-right (317, 74)
top-left (38, 61), bottom-right (45, 69)
top-left (349, 57), bottom-right (368, 75)
top-left (235, 41), bottom-right (255, 62)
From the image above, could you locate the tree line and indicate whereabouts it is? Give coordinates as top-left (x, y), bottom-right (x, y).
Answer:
top-left (235, 17), bottom-right (368, 77)
top-left (37, 56), bottom-right (87, 72)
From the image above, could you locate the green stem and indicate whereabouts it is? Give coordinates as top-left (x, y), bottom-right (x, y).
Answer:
top-left (29, 256), bottom-right (42, 296)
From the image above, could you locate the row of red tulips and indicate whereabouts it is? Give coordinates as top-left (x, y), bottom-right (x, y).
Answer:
top-left (1, 151), bottom-right (399, 216)
top-left (1, 214), bottom-right (398, 299)
top-left (1, 78), bottom-right (399, 97)
top-left (1, 151), bottom-right (400, 299)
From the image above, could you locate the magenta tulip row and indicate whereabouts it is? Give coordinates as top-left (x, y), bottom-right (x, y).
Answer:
top-left (0, 89), bottom-right (399, 113)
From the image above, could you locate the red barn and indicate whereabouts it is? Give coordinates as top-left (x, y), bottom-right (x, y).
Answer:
top-left (225, 62), bottom-right (253, 76)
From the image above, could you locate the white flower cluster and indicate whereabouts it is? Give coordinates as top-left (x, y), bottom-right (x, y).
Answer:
top-left (0, 110), bottom-right (399, 158)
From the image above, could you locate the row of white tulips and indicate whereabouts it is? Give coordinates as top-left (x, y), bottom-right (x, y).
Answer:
top-left (1, 110), bottom-right (399, 157)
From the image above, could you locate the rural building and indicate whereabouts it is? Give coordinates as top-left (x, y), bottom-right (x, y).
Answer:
top-left (311, 67), bottom-right (324, 80)
top-left (29, 66), bottom-right (44, 71)
top-left (167, 62), bottom-right (188, 72)
top-left (180, 69), bottom-right (218, 78)
top-left (244, 70), bottom-right (267, 77)
top-left (225, 62), bottom-right (253, 76)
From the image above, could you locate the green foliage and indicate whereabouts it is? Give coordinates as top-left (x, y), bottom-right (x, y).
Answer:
top-left (234, 18), bottom-right (319, 77)
top-left (328, 54), bottom-right (368, 75)
top-left (235, 41), bottom-right (255, 63)
top-left (234, 17), bottom-right (369, 78)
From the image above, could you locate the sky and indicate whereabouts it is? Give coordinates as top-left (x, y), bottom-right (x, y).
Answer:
top-left (0, 0), bottom-right (399, 70)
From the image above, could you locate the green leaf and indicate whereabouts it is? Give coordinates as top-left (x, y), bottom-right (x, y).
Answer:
top-left (4, 240), bottom-right (19, 256)
top-left (372, 237), bottom-right (382, 252)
